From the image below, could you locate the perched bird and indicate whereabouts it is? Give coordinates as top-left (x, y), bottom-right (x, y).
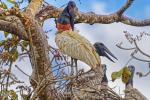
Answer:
top-left (93, 42), bottom-right (118, 63)
top-left (124, 65), bottom-right (148, 100)
top-left (126, 65), bottom-right (135, 87)
top-left (101, 64), bottom-right (108, 85)
top-left (56, 0), bottom-right (78, 75)
top-left (55, 1), bottom-right (103, 76)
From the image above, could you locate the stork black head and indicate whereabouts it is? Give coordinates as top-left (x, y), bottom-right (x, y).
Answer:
top-left (94, 42), bottom-right (118, 63)
top-left (68, 1), bottom-right (76, 8)
top-left (128, 65), bottom-right (135, 74)
top-left (67, 1), bottom-right (78, 15)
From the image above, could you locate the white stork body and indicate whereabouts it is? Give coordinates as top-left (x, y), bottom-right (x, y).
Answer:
top-left (55, 30), bottom-right (102, 73)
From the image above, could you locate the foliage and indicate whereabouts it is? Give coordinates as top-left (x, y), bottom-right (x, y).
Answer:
top-left (0, 34), bottom-right (29, 65)
top-left (0, 1), bottom-right (30, 99)
top-left (0, 90), bottom-right (18, 100)
top-left (111, 66), bottom-right (131, 84)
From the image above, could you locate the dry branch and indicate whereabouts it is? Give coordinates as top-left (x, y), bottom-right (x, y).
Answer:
top-left (36, 0), bottom-right (150, 26)
top-left (0, 19), bottom-right (28, 40)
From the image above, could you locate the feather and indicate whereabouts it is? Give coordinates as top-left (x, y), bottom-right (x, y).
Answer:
top-left (55, 30), bottom-right (101, 70)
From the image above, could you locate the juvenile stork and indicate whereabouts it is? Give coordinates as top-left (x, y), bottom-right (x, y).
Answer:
top-left (126, 65), bottom-right (135, 88)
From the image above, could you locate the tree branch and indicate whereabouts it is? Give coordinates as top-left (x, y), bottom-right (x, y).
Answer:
top-left (131, 54), bottom-right (150, 62)
top-left (121, 15), bottom-right (150, 26)
top-left (133, 40), bottom-right (150, 58)
top-left (136, 70), bottom-right (150, 77)
top-left (0, 19), bottom-right (28, 40)
top-left (25, 0), bottom-right (43, 17)
top-left (36, 4), bottom-right (120, 23)
top-left (36, 0), bottom-right (150, 26)
top-left (116, 0), bottom-right (134, 16)
top-left (116, 43), bottom-right (136, 50)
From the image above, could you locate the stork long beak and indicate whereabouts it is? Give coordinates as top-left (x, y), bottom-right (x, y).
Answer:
top-left (103, 45), bottom-right (118, 62)
top-left (94, 42), bottom-right (118, 63)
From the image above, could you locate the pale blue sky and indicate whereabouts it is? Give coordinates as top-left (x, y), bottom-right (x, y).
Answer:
top-left (44, 0), bottom-right (150, 99)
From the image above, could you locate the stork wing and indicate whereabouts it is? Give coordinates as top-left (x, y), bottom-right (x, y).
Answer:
top-left (55, 30), bottom-right (101, 69)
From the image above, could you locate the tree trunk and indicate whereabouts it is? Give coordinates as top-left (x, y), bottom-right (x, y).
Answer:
top-left (28, 18), bottom-right (55, 99)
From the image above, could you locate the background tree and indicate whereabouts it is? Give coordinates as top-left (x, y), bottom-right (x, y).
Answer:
top-left (117, 31), bottom-right (150, 77)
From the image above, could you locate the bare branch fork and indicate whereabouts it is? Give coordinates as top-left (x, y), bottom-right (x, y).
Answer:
top-left (117, 31), bottom-right (150, 62)
top-left (117, 31), bottom-right (150, 79)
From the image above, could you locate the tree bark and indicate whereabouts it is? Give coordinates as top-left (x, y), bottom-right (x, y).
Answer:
top-left (24, 0), bottom-right (55, 99)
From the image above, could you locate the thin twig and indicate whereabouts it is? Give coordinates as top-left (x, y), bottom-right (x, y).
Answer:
top-left (15, 65), bottom-right (30, 77)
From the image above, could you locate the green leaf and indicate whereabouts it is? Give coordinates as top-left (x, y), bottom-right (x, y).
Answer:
top-left (12, 50), bottom-right (19, 62)
top-left (4, 44), bottom-right (9, 50)
top-left (0, 2), bottom-right (7, 9)
top-left (0, 41), bottom-right (4, 47)
top-left (21, 94), bottom-right (28, 100)
top-left (21, 41), bottom-right (28, 52)
top-left (111, 66), bottom-right (132, 84)
top-left (111, 68), bottom-right (124, 81)
top-left (9, 90), bottom-right (18, 100)
top-left (122, 67), bottom-right (131, 84)
top-left (22, 41), bottom-right (29, 48)
top-left (7, 0), bottom-right (19, 8)
top-left (7, 0), bottom-right (17, 4)
top-left (10, 48), bottom-right (19, 62)
top-left (4, 32), bottom-right (9, 38)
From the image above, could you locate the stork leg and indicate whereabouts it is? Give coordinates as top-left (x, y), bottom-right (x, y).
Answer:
top-left (74, 58), bottom-right (78, 75)
top-left (71, 57), bottom-right (74, 75)
top-left (71, 58), bottom-right (78, 75)
top-left (70, 57), bottom-right (76, 98)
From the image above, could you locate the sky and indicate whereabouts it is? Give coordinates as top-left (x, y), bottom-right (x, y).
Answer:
top-left (0, 0), bottom-right (150, 99)
top-left (44, 0), bottom-right (150, 99)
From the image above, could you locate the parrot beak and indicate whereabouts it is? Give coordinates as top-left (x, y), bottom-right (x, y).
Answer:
top-left (102, 44), bottom-right (118, 63)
